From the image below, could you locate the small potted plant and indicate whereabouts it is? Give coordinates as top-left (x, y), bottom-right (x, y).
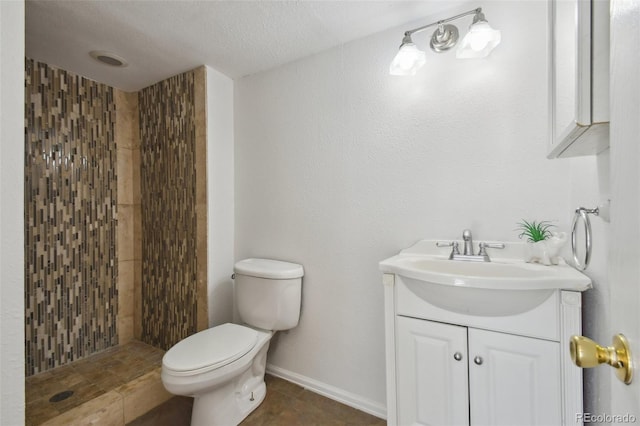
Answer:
top-left (516, 220), bottom-right (567, 265)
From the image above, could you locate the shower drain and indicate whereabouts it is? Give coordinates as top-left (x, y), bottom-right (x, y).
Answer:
top-left (49, 390), bottom-right (74, 403)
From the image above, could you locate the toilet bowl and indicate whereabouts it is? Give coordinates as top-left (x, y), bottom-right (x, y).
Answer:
top-left (161, 258), bottom-right (303, 426)
top-left (161, 323), bottom-right (272, 425)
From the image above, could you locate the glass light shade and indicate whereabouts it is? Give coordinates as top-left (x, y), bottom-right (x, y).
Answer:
top-left (456, 21), bottom-right (501, 59)
top-left (389, 43), bottom-right (426, 76)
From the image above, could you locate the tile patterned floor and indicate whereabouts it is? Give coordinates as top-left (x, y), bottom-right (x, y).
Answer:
top-left (129, 374), bottom-right (386, 426)
top-left (25, 341), bottom-right (165, 425)
top-left (27, 345), bottom-right (385, 426)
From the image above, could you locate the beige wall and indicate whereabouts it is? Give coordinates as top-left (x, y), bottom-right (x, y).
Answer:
top-left (115, 90), bottom-right (141, 343)
top-left (194, 67), bottom-right (208, 332)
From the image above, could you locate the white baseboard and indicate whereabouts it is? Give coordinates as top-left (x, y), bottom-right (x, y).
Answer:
top-left (266, 364), bottom-right (387, 420)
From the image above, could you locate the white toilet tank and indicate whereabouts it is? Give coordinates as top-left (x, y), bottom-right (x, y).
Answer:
top-left (234, 258), bottom-right (304, 331)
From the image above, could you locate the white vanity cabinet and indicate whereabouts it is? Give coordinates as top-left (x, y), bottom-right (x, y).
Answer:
top-left (382, 273), bottom-right (586, 426)
top-left (467, 328), bottom-right (560, 426)
top-left (548, 0), bottom-right (610, 158)
top-left (381, 240), bottom-right (591, 425)
top-left (396, 317), bottom-right (469, 426)
top-left (396, 316), bottom-right (561, 426)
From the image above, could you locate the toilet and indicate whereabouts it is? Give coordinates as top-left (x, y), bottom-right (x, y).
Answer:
top-left (161, 258), bottom-right (304, 426)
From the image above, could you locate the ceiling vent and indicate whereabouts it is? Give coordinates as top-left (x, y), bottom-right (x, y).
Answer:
top-left (89, 51), bottom-right (128, 67)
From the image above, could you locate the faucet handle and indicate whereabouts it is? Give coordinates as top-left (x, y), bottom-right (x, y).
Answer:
top-left (436, 241), bottom-right (459, 251)
top-left (436, 241), bottom-right (460, 259)
top-left (477, 242), bottom-right (505, 256)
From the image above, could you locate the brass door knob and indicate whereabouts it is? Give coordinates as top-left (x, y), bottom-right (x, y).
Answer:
top-left (570, 334), bottom-right (633, 384)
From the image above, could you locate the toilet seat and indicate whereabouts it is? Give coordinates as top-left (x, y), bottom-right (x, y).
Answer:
top-left (163, 323), bottom-right (258, 377)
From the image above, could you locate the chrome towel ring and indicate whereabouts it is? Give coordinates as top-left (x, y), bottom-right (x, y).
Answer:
top-left (571, 207), bottom-right (599, 271)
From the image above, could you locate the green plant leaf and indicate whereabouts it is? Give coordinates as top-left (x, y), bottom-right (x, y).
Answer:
top-left (515, 220), bottom-right (556, 242)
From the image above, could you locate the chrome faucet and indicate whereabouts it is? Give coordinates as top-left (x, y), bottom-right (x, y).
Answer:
top-left (436, 229), bottom-right (505, 262)
top-left (462, 229), bottom-right (474, 255)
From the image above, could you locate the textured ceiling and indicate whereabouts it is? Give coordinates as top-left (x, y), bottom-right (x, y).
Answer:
top-left (25, 0), bottom-right (471, 91)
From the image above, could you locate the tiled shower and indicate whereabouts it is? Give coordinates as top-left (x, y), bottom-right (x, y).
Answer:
top-left (24, 58), bottom-right (119, 375)
top-left (24, 58), bottom-right (208, 423)
top-left (138, 70), bottom-right (208, 349)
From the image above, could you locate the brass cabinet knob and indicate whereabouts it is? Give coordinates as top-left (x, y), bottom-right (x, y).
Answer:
top-left (570, 334), bottom-right (633, 384)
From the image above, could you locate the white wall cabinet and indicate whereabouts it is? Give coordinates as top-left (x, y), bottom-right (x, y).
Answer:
top-left (548, 0), bottom-right (610, 158)
top-left (383, 274), bottom-right (585, 426)
top-left (397, 316), bottom-right (561, 426)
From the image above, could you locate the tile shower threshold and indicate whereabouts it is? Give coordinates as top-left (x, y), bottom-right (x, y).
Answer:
top-left (26, 341), bottom-right (171, 426)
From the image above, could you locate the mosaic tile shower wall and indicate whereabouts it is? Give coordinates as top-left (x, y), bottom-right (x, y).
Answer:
top-left (138, 71), bottom-right (199, 349)
top-left (24, 59), bottom-right (118, 376)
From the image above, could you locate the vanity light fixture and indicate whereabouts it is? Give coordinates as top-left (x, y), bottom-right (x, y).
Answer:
top-left (389, 7), bottom-right (501, 76)
top-left (389, 35), bottom-right (426, 76)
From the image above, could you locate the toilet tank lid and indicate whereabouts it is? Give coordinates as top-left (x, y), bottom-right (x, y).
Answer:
top-left (234, 258), bottom-right (304, 279)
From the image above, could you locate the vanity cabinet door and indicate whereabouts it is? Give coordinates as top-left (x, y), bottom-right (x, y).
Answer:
top-left (468, 328), bottom-right (561, 426)
top-left (396, 316), bottom-right (469, 426)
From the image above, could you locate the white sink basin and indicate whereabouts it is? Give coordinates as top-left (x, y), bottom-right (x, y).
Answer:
top-left (380, 240), bottom-right (592, 316)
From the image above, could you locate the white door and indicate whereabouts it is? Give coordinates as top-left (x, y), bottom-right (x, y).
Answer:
top-left (396, 316), bottom-right (469, 426)
top-left (609, 0), bottom-right (640, 419)
top-left (468, 329), bottom-right (561, 426)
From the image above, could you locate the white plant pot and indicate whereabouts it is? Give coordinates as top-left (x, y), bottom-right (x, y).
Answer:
top-left (525, 232), bottom-right (567, 265)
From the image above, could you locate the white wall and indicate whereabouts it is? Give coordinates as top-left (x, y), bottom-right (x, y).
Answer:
top-left (609, 0), bottom-right (640, 416)
top-left (569, 153), bottom-right (611, 417)
top-left (235, 1), bottom-right (577, 415)
top-left (0, 1), bottom-right (25, 424)
top-left (206, 66), bottom-right (236, 327)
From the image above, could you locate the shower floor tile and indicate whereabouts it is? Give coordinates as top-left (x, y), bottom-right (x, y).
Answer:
top-left (25, 341), bottom-right (165, 426)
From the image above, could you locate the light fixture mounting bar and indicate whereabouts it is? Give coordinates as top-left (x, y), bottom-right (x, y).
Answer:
top-left (404, 7), bottom-right (482, 37)
top-left (389, 5), bottom-right (499, 75)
